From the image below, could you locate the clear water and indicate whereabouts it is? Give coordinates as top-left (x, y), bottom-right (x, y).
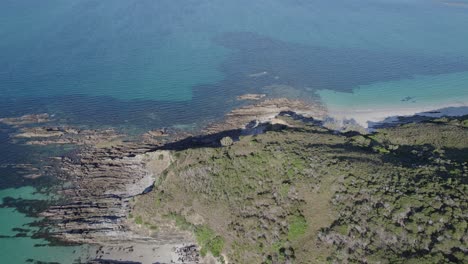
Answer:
top-left (1, 0), bottom-right (468, 263)
top-left (318, 71), bottom-right (468, 109)
top-left (0, 187), bottom-right (84, 263)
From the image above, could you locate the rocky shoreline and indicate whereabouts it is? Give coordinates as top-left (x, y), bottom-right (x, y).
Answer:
top-left (0, 97), bottom-right (327, 263)
top-left (3, 97), bottom-right (463, 263)
top-left (204, 97), bottom-right (326, 134)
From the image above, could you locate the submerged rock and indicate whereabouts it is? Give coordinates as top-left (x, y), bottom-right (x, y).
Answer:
top-left (236, 93), bottom-right (266, 101)
top-left (0, 113), bottom-right (50, 126)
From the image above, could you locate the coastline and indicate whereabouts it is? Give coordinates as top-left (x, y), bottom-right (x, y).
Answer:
top-left (316, 70), bottom-right (468, 129)
top-left (324, 102), bottom-right (468, 129)
top-left (129, 109), bottom-right (468, 263)
top-left (1, 95), bottom-right (467, 263)
top-left (2, 0), bottom-right (468, 262)
top-left (0, 97), bottom-right (326, 263)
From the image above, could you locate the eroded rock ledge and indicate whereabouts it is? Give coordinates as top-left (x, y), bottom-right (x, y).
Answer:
top-left (205, 98), bottom-right (326, 134)
top-left (43, 146), bottom-right (160, 242)
top-left (42, 144), bottom-right (196, 263)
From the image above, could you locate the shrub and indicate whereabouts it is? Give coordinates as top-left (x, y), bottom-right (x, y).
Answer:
top-left (195, 225), bottom-right (225, 257)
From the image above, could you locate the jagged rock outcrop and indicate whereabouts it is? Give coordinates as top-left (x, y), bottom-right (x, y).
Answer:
top-left (205, 98), bottom-right (326, 134)
top-left (41, 144), bottom-right (171, 243)
top-left (12, 126), bottom-right (122, 146)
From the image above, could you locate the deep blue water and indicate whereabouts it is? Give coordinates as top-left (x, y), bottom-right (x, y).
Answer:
top-left (1, 0), bottom-right (468, 262)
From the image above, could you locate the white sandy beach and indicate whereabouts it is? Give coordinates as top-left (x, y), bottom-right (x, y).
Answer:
top-left (326, 102), bottom-right (468, 128)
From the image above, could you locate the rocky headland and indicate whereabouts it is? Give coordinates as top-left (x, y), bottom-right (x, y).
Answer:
top-left (0, 97), bottom-right (327, 263)
top-left (204, 97), bottom-right (326, 134)
top-left (2, 96), bottom-right (466, 263)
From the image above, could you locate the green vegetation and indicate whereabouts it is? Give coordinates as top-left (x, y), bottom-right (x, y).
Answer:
top-left (132, 115), bottom-right (468, 263)
top-left (165, 213), bottom-right (225, 258)
top-left (287, 215), bottom-right (308, 241)
top-left (462, 119), bottom-right (468, 128)
top-left (195, 226), bottom-right (225, 257)
top-left (168, 213), bottom-right (193, 230)
top-left (134, 215), bottom-right (143, 225)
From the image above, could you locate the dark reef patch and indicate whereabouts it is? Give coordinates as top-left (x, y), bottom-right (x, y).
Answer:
top-left (2, 32), bottom-right (468, 135)
top-left (213, 31), bottom-right (468, 93)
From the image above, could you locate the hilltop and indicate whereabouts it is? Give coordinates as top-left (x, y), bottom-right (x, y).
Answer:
top-left (131, 115), bottom-right (468, 263)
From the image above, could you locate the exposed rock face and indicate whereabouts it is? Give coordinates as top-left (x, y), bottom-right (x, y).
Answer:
top-left (13, 126), bottom-right (122, 146)
top-left (145, 129), bottom-right (168, 137)
top-left (175, 245), bottom-right (200, 263)
top-left (40, 143), bottom-right (199, 263)
top-left (205, 98), bottom-right (326, 133)
top-left (42, 146), bottom-right (173, 243)
top-left (0, 113), bottom-right (125, 146)
top-left (0, 114), bottom-right (187, 249)
top-left (220, 136), bottom-right (233, 147)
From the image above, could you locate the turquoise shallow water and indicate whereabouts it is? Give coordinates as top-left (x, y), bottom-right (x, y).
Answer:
top-left (1, 0), bottom-right (468, 263)
top-left (318, 71), bottom-right (468, 109)
top-left (1, 0), bottom-right (468, 103)
top-left (0, 187), bottom-right (84, 263)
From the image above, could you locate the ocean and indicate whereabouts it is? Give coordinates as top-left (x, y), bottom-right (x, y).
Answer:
top-left (1, 0), bottom-right (468, 262)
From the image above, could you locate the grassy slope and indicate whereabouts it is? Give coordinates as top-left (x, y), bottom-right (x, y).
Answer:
top-left (132, 116), bottom-right (468, 263)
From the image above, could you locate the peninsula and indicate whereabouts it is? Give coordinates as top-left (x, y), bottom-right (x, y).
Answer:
top-left (1, 98), bottom-right (467, 263)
